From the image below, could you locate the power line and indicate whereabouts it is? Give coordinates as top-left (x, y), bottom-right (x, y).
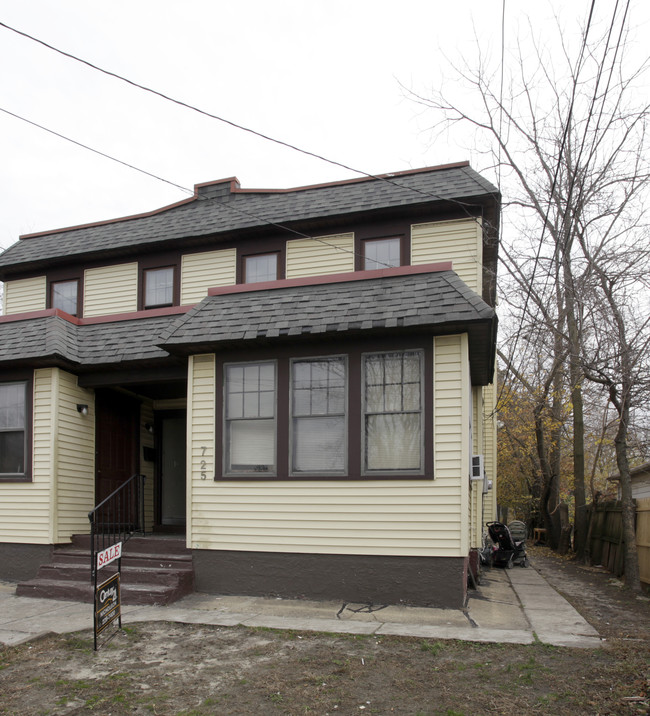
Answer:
top-left (0, 105), bottom-right (390, 267)
top-left (0, 19), bottom-right (497, 218)
top-left (0, 106), bottom-right (194, 197)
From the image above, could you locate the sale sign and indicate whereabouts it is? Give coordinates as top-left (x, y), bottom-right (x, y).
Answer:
top-left (96, 542), bottom-right (122, 570)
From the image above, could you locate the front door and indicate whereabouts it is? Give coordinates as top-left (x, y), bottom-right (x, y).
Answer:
top-left (95, 390), bottom-right (140, 523)
top-left (160, 414), bottom-right (187, 527)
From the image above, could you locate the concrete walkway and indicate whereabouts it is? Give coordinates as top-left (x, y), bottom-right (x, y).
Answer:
top-left (0, 562), bottom-right (602, 649)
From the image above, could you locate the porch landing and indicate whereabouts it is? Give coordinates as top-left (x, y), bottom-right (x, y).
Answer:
top-left (15, 535), bottom-right (193, 606)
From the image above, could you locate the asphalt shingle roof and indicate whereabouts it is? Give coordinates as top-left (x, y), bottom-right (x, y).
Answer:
top-left (0, 164), bottom-right (498, 273)
top-left (0, 314), bottom-right (181, 368)
top-left (161, 270), bottom-right (495, 347)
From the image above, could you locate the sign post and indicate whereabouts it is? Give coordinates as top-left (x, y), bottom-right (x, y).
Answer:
top-left (93, 541), bottom-right (123, 650)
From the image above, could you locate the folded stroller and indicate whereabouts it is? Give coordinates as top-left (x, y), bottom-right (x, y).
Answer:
top-left (486, 521), bottom-right (529, 568)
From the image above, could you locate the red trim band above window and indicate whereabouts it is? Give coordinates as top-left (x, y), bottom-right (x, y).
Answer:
top-left (208, 262), bottom-right (453, 297)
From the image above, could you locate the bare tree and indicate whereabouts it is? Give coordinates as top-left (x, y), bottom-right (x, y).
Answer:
top-left (408, 5), bottom-right (650, 583)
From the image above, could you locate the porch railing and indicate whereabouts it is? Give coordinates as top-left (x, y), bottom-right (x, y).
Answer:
top-left (88, 473), bottom-right (146, 580)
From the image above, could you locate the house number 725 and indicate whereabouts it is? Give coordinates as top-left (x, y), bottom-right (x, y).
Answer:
top-left (200, 446), bottom-right (209, 479)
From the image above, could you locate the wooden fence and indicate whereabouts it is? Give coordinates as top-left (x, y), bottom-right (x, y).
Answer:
top-left (586, 497), bottom-right (650, 585)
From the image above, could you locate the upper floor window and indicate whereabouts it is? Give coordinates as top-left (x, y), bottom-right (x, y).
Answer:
top-left (363, 237), bottom-right (402, 270)
top-left (224, 362), bottom-right (276, 475)
top-left (51, 280), bottom-right (79, 316)
top-left (363, 350), bottom-right (423, 473)
top-left (291, 357), bottom-right (347, 474)
top-left (144, 267), bottom-right (174, 308)
top-left (0, 381), bottom-right (27, 479)
top-left (243, 253), bottom-right (278, 284)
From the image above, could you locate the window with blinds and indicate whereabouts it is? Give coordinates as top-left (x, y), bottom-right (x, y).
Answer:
top-left (224, 362), bottom-right (276, 474)
top-left (291, 357), bottom-right (347, 474)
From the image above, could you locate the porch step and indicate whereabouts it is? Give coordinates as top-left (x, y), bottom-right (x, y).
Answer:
top-left (15, 536), bottom-right (194, 606)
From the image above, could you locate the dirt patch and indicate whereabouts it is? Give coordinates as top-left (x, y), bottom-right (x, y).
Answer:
top-left (1, 552), bottom-right (649, 716)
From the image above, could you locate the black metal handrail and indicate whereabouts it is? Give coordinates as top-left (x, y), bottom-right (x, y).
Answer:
top-left (88, 473), bottom-right (146, 580)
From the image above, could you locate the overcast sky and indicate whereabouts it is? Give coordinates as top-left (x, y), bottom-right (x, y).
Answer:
top-left (1, 1), bottom-right (648, 252)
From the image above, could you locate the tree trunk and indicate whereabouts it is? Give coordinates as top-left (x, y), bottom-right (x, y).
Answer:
top-left (614, 391), bottom-right (642, 591)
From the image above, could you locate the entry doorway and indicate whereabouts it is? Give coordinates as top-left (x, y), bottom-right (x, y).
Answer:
top-left (157, 411), bottom-right (187, 529)
top-left (95, 389), bottom-right (140, 524)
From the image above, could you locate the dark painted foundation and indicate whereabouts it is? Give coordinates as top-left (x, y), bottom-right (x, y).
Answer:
top-left (193, 550), bottom-right (468, 608)
top-left (0, 543), bottom-right (52, 582)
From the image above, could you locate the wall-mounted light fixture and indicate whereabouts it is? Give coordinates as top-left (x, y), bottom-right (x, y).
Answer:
top-left (76, 404), bottom-right (89, 416)
top-left (144, 423), bottom-right (154, 434)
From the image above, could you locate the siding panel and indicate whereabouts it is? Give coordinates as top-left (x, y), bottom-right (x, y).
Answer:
top-left (0, 369), bottom-right (52, 544)
top-left (3, 276), bottom-right (46, 315)
top-left (84, 263), bottom-right (138, 317)
top-left (411, 219), bottom-right (481, 292)
top-left (286, 233), bottom-right (354, 278)
top-left (54, 370), bottom-right (95, 542)
top-left (181, 249), bottom-right (236, 305)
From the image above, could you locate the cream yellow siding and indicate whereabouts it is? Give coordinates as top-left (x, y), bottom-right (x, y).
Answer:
top-left (187, 354), bottom-right (217, 547)
top-left (470, 386), bottom-right (484, 549)
top-left (53, 370), bottom-right (95, 542)
top-left (181, 249), bottom-right (236, 305)
top-left (187, 339), bottom-right (471, 558)
top-left (84, 263), bottom-right (138, 317)
top-left (0, 369), bottom-right (95, 545)
top-left (0, 369), bottom-right (53, 543)
top-left (433, 334), bottom-right (471, 555)
top-left (411, 218), bottom-right (482, 293)
top-left (482, 373), bottom-right (498, 523)
top-left (285, 233), bottom-right (354, 278)
top-left (3, 276), bottom-right (46, 315)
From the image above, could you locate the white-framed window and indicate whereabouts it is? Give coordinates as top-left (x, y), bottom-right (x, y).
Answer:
top-left (144, 267), bottom-right (174, 308)
top-left (0, 381), bottom-right (27, 478)
top-left (363, 350), bottom-right (423, 473)
top-left (291, 356), bottom-right (347, 474)
top-left (224, 361), bottom-right (276, 475)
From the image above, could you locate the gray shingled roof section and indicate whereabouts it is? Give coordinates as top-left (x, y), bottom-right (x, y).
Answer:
top-left (0, 166), bottom-right (498, 269)
top-left (76, 315), bottom-right (181, 364)
top-left (161, 270), bottom-right (495, 348)
top-left (0, 314), bottom-right (182, 366)
top-left (0, 316), bottom-right (79, 364)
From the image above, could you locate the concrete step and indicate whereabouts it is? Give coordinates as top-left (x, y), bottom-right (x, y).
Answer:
top-left (15, 534), bottom-right (195, 605)
top-left (15, 577), bottom-right (188, 605)
top-left (72, 534), bottom-right (190, 555)
top-left (51, 548), bottom-right (192, 571)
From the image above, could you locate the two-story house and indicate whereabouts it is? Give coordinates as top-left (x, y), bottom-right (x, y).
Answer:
top-left (0, 162), bottom-right (498, 608)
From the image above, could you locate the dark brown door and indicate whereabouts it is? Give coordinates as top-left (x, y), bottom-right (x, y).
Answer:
top-left (95, 390), bottom-right (139, 524)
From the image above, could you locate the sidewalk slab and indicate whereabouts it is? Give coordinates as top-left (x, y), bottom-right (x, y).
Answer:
top-left (0, 559), bottom-right (603, 649)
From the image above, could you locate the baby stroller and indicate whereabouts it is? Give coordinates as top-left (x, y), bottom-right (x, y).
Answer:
top-left (486, 521), bottom-right (528, 568)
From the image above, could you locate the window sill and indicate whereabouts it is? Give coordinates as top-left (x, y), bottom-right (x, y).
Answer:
top-left (214, 473), bottom-right (433, 482)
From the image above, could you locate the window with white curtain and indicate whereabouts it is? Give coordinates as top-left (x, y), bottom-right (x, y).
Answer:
top-left (225, 362), bottom-right (276, 474)
top-left (144, 267), bottom-right (174, 308)
top-left (0, 381), bottom-right (27, 478)
top-left (291, 356), bottom-right (346, 473)
top-left (363, 350), bottom-right (423, 472)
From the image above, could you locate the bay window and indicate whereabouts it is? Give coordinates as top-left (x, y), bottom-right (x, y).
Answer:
top-left (217, 344), bottom-right (430, 480)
